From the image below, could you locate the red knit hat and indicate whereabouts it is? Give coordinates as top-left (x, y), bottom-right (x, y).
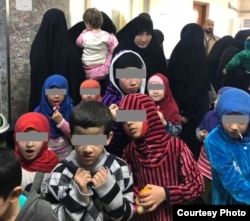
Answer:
top-left (80, 79), bottom-right (102, 101)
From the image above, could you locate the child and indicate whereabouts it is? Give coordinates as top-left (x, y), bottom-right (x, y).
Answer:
top-left (223, 36), bottom-right (250, 93)
top-left (196, 86), bottom-right (233, 204)
top-left (0, 113), bottom-right (10, 148)
top-left (119, 93), bottom-right (204, 221)
top-left (14, 112), bottom-right (59, 192)
top-left (0, 148), bottom-right (58, 221)
top-left (101, 50), bottom-right (146, 158)
top-left (205, 88), bottom-right (250, 204)
top-left (43, 101), bottom-right (134, 221)
top-left (76, 7), bottom-right (118, 81)
top-left (34, 74), bottom-right (74, 160)
top-left (79, 79), bottom-right (102, 102)
top-left (223, 36), bottom-right (250, 75)
top-left (147, 73), bottom-right (182, 137)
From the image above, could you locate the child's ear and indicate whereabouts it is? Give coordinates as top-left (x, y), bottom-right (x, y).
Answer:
top-left (9, 186), bottom-right (22, 203)
top-left (106, 131), bottom-right (113, 145)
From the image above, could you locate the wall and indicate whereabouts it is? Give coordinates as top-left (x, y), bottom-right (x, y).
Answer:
top-left (6, 0), bottom-right (70, 124)
top-left (0, 0), bottom-right (9, 121)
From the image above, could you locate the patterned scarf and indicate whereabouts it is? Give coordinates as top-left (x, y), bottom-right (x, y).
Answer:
top-left (119, 93), bottom-right (171, 167)
top-left (34, 74), bottom-right (74, 139)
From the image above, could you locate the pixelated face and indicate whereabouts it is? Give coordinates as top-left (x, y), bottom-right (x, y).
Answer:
top-left (134, 31), bottom-right (152, 48)
top-left (80, 88), bottom-right (100, 102)
top-left (72, 126), bottom-right (113, 167)
top-left (46, 87), bottom-right (65, 108)
top-left (118, 68), bottom-right (143, 94)
top-left (81, 94), bottom-right (99, 102)
top-left (203, 20), bottom-right (214, 34)
top-left (16, 129), bottom-right (46, 161)
top-left (117, 109), bottom-right (147, 139)
top-left (122, 121), bottom-right (144, 139)
top-left (221, 113), bottom-right (249, 139)
top-left (147, 82), bottom-right (164, 102)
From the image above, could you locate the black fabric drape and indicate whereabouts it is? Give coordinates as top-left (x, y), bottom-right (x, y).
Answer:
top-left (207, 35), bottom-right (233, 87)
top-left (214, 29), bottom-right (250, 92)
top-left (167, 23), bottom-right (210, 160)
top-left (113, 15), bottom-right (167, 81)
top-left (29, 8), bottom-right (86, 111)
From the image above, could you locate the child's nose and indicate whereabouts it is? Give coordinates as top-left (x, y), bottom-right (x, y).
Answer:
top-left (26, 141), bottom-right (34, 147)
top-left (230, 123), bottom-right (239, 131)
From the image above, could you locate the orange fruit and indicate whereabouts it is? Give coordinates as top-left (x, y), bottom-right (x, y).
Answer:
top-left (139, 187), bottom-right (151, 195)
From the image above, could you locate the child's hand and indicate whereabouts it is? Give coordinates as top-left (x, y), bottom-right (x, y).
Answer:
top-left (92, 167), bottom-right (108, 187)
top-left (157, 106), bottom-right (167, 126)
top-left (51, 109), bottom-right (63, 124)
top-left (138, 184), bottom-right (166, 213)
top-left (74, 168), bottom-right (92, 193)
top-left (109, 104), bottom-right (118, 121)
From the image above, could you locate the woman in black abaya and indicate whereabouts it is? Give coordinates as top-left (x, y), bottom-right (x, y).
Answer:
top-left (29, 8), bottom-right (85, 111)
top-left (214, 29), bottom-right (250, 93)
top-left (113, 14), bottom-right (168, 81)
top-left (167, 23), bottom-right (210, 160)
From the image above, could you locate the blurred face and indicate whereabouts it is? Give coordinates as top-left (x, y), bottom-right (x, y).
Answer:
top-left (203, 20), bottom-right (214, 35)
top-left (17, 129), bottom-right (44, 161)
top-left (73, 126), bottom-right (113, 167)
top-left (147, 82), bottom-right (164, 102)
top-left (81, 94), bottom-right (99, 102)
top-left (118, 68), bottom-right (143, 94)
top-left (46, 87), bottom-right (65, 108)
top-left (222, 113), bottom-right (249, 139)
top-left (123, 121), bottom-right (144, 139)
top-left (134, 31), bottom-right (152, 48)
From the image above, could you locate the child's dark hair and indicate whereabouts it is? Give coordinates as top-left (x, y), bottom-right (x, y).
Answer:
top-left (0, 148), bottom-right (22, 200)
top-left (83, 8), bottom-right (103, 29)
top-left (70, 101), bottom-right (112, 136)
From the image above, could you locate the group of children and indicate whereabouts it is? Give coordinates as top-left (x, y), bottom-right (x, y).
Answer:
top-left (2, 42), bottom-right (250, 221)
top-left (1, 6), bottom-right (250, 221)
top-left (0, 48), bottom-right (200, 221)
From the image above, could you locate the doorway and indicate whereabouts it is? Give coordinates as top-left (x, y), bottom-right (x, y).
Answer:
top-left (193, 1), bottom-right (209, 25)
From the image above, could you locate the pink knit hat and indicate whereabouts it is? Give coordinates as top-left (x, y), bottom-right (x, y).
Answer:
top-left (148, 74), bottom-right (164, 84)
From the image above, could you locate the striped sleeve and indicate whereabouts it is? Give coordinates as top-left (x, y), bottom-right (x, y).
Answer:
top-left (167, 138), bottom-right (205, 204)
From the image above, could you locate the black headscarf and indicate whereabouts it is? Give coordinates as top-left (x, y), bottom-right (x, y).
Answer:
top-left (29, 8), bottom-right (85, 110)
top-left (113, 14), bottom-right (167, 81)
top-left (153, 29), bottom-right (164, 48)
top-left (207, 35), bottom-right (233, 87)
top-left (167, 23), bottom-right (209, 90)
top-left (166, 23), bottom-right (210, 159)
